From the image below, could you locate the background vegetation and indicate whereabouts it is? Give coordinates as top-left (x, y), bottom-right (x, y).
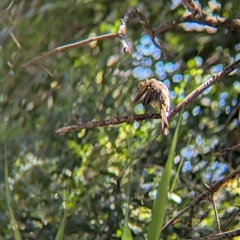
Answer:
top-left (2, 0), bottom-right (240, 239)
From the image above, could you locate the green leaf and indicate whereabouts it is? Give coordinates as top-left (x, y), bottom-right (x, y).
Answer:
top-left (122, 218), bottom-right (133, 240)
top-left (147, 111), bottom-right (183, 240)
top-left (55, 208), bottom-right (67, 240)
top-left (5, 146), bottom-right (22, 240)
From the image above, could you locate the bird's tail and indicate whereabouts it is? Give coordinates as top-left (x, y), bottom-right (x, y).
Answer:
top-left (161, 110), bottom-right (169, 135)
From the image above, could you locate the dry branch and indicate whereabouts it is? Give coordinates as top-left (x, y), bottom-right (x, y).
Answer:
top-left (22, 4), bottom-right (240, 70)
top-left (55, 59), bottom-right (240, 133)
top-left (212, 144), bottom-right (240, 156)
top-left (187, 228), bottom-right (240, 240)
top-left (222, 207), bottom-right (240, 231)
top-left (153, 14), bottom-right (240, 36)
top-left (181, 0), bottom-right (202, 15)
top-left (162, 168), bottom-right (240, 231)
top-left (22, 33), bottom-right (118, 69)
top-left (209, 190), bottom-right (221, 233)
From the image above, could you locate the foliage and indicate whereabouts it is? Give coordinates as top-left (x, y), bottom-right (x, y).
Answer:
top-left (2, 0), bottom-right (240, 239)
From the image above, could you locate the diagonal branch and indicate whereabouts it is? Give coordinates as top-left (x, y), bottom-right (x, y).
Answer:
top-left (212, 144), bottom-right (240, 156)
top-left (169, 58), bottom-right (240, 117)
top-left (162, 168), bottom-right (240, 232)
top-left (153, 14), bottom-right (240, 36)
top-left (22, 33), bottom-right (118, 69)
top-left (55, 58), bottom-right (240, 134)
top-left (209, 190), bottom-right (221, 233)
top-left (187, 228), bottom-right (240, 240)
top-left (222, 206), bottom-right (240, 231)
top-left (181, 0), bottom-right (202, 15)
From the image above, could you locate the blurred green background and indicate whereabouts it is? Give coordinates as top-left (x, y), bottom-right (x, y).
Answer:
top-left (1, 0), bottom-right (240, 239)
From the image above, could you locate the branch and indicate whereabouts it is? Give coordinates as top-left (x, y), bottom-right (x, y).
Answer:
top-left (161, 168), bottom-right (240, 231)
top-left (169, 58), bottom-right (240, 118)
top-left (22, 33), bottom-right (118, 69)
top-left (212, 143), bottom-right (240, 156)
top-left (187, 228), bottom-right (240, 240)
top-left (181, 0), bottom-right (202, 15)
top-left (55, 58), bottom-right (240, 133)
top-left (222, 206), bottom-right (240, 231)
top-left (55, 114), bottom-right (152, 134)
top-left (209, 188), bottom-right (221, 233)
top-left (120, 6), bottom-right (240, 45)
top-left (119, 8), bottom-right (166, 56)
top-left (153, 14), bottom-right (240, 36)
top-left (186, 207), bottom-right (195, 232)
top-left (22, 5), bottom-right (240, 69)
top-left (154, 0), bottom-right (240, 35)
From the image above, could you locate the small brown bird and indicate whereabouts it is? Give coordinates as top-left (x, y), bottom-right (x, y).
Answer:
top-left (133, 78), bottom-right (170, 135)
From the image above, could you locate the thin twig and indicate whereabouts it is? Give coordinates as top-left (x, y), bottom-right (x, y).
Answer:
top-left (121, 8), bottom-right (167, 55)
top-left (9, 31), bottom-right (22, 50)
top-left (22, 33), bottom-right (118, 69)
top-left (209, 191), bottom-right (221, 233)
top-left (181, 0), bottom-right (203, 15)
top-left (161, 168), bottom-right (240, 231)
top-left (118, 18), bottom-right (131, 53)
top-left (212, 144), bottom-right (240, 156)
top-left (187, 228), bottom-right (240, 240)
top-left (186, 207), bottom-right (195, 232)
top-left (217, 102), bottom-right (240, 154)
top-left (223, 102), bottom-right (240, 131)
top-left (134, 9), bottom-right (153, 36)
top-left (222, 206), bottom-right (240, 231)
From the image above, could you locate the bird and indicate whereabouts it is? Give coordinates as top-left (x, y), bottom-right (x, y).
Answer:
top-left (133, 78), bottom-right (170, 135)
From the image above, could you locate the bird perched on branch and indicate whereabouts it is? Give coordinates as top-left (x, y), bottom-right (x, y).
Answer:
top-left (133, 78), bottom-right (170, 135)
